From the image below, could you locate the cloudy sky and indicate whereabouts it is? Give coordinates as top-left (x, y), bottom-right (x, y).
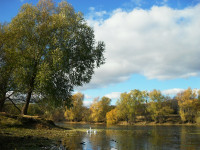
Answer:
top-left (1, 0), bottom-right (200, 106)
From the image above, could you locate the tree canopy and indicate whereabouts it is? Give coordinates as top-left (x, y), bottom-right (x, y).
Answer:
top-left (176, 87), bottom-right (200, 122)
top-left (116, 90), bottom-right (147, 123)
top-left (90, 96), bottom-right (111, 122)
top-left (65, 92), bottom-right (84, 122)
top-left (0, 0), bottom-right (105, 114)
top-left (0, 23), bottom-right (17, 111)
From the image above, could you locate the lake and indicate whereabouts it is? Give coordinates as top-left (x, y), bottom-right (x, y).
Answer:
top-left (56, 123), bottom-right (200, 150)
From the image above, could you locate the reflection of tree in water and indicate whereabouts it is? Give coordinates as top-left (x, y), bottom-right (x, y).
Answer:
top-left (149, 126), bottom-right (182, 149)
top-left (62, 132), bottom-right (84, 150)
top-left (59, 126), bottom-right (200, 150)
top-left (150, 126), bottom-right (168, 148)
top-left (180, 126), bottom-right (200, 150)
top-left (88, 131), bottom-right (111, 150)
top-left (106, 129), bottom-right (151, 150)
top-left (180, 126), bottom-right (188, 150)
top-left (62, 131), bottom-right (113, 150)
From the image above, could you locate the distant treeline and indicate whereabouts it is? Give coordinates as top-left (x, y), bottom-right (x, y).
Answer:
top-left (3, 87), bottom-right (200, 124)
top-left (64, 87), bottom-right (200, 124)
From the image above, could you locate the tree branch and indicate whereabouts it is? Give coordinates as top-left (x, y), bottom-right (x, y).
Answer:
top-left (7, 97), bottom-right (21, 113)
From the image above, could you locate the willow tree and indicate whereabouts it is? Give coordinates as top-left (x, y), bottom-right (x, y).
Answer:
top-left (0, 23), bottom-right (8, 111)
top-left (0, 23), bottom-right (16, 111)
top-left (8, 0), bottom-right (105, 115)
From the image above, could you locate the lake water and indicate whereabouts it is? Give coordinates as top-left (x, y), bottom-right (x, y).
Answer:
top-left (56, 123), bottom-right (200, 150)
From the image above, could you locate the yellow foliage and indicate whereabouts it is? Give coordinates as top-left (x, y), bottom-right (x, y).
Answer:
top-left (148, 89), bottom-right (174, 122)
top-left (90, 97), bottom-right (111, 122)
top-left (64, 92), bottom-right (84, 121)
top-left (176, 88), bottom-right (200, 122)
top-left (106, 108), bottom-right (118, 125)
top-left (116, 90), bottom-right (148, 123)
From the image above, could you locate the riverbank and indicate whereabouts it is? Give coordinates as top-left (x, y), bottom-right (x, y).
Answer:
top-left (61, 121), bottom-right (199, 126)
top-left (63, 114), bottom-right (200, 126)
top-left (0, 113), bottom-right (74, 149)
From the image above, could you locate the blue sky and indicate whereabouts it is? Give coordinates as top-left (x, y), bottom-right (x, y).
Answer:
top-left (1, 0), bottom-right (200, 106)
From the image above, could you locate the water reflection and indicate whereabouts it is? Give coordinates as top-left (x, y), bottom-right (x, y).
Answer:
top-left (57, 123), bottom-right (200, 150)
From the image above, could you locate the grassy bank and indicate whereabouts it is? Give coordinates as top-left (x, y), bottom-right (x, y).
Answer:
top-left (0, 113), bottom-right (75, 150)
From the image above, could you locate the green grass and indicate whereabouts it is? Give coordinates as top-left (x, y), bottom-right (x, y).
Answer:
top-left (0, 127), bottom-right (76, 149)
top-left (0, 113), bottom-right (75, 149)
top-left (0, 116), bottom-right (22, 127)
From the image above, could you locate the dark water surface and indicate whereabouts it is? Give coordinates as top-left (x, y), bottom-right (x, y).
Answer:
top-left (56, 123), bottom-right (200, 150)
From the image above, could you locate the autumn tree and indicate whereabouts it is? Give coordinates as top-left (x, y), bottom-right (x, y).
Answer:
top-left (82, 107), bottom-right (91, 122)
top-left (148, 89), bottom-right (173, 123)
top-left (89, 97), bottom-right (99, 122)
top-left (7, 0), bottom-right (105, 115)
top-left (65, 92), bottom-right (84, 122)
top-left (176, 88), bottom-right (200, 123)
top-left (106, 108), bottom-right (118, 125)
top-left (90, 97), bottom-right (111, 122)
top-left (116, 89), bottom-right (148, 123)
top-left (116, 92), bottom-right (129, 122)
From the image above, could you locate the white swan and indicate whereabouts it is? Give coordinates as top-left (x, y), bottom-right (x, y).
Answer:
top-left (94, 130), bottom-right (97, 134)
top-left (87, 127), bottom-right (97, 134)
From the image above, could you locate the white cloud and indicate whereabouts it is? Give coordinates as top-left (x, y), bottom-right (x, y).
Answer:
top-left (87, 7), bottom-right (107, 26)
top-left (162, 88), bottom-right (200, 96)
top-left (83, 100), bottom-right (93, 107)
top-left (105, 92), bottom-right (121, 99)
top-left (193, 88), bottom-right (200, 95)
top-left (81, 4), bottom-right (200, 90)
top-left (162, 88), bottom-right (185, 95)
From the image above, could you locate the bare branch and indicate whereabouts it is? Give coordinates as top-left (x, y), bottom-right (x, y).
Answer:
top-left (7, 97), bottom-right (21, 113)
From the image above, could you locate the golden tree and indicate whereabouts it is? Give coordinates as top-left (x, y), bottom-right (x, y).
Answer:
top-left (65, 92), bottom-right (84, 121)
top-left (90, 97), bottom-right (111, 122)
top-left (176, 88), bottom-right (200, 123)
top-left (106, 108), bottom-right (118, 125)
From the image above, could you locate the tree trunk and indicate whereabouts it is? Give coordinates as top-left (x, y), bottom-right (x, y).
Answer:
top-left (0, 97), bottom-right (6, 112)
top-left (22, 89), bottom-right (33, 115)
top-left (21, 61), bottom-right (38, 115)
top-left (0, 89), bottom-right (6, 112)
top-left (21, 73), bottom-right (36, 115)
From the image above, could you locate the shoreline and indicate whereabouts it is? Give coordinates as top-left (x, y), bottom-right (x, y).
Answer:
top-left (58, 121), bottom-right (200, 126)
top-left (0, 113), bottom-right (73, 149)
